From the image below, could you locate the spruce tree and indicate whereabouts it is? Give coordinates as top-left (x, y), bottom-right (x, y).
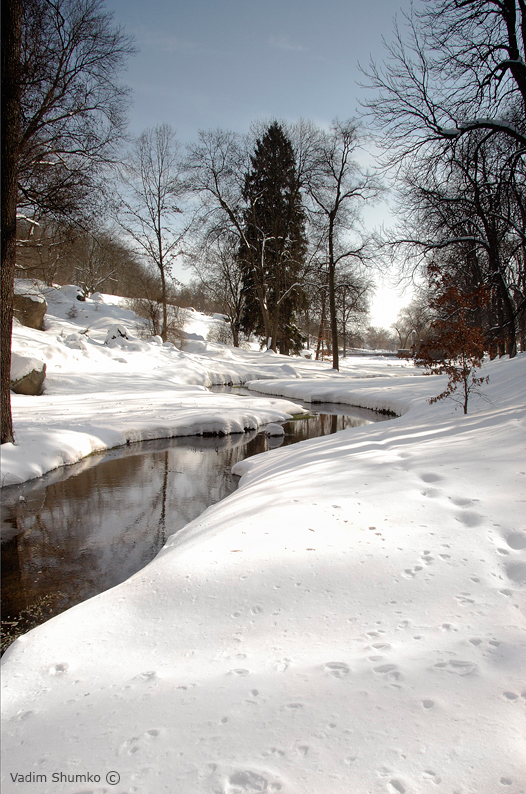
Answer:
top-left (239, 122), bottom-right (307, 354)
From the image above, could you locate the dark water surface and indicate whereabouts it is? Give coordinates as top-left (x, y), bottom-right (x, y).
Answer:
top-left (1, 394), bottom-right (388, 649)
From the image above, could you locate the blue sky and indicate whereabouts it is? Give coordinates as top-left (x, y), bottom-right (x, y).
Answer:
top-left (106, 0), bottom-right (415, 325)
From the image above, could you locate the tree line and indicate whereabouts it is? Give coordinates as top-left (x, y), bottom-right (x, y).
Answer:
top-left (3, 0), bottom-right (526, 443)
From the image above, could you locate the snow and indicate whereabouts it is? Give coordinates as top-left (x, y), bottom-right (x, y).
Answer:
top-left (2, 281), bottom-right (526, 794)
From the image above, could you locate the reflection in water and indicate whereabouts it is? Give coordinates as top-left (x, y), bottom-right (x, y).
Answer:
top-left (1, 401), bottom-right (388, 648)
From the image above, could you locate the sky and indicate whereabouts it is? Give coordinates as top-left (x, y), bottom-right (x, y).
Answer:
top-left (105, 0), bottom-right (415, 327)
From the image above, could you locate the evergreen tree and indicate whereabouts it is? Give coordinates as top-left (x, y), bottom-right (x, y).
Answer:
top-left (239, 122), bottom-right (307, 354)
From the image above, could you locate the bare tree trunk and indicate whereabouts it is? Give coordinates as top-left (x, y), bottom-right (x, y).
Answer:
top-left (316, 294), bottom-right (326, 360)
top-left (1, 0), bottom-right (22, 444)
top-left (328, 224), bottom-right (339, 370)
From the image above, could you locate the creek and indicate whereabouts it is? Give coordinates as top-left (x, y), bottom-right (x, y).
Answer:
top-left (1, 391), bottom-right (389, 651)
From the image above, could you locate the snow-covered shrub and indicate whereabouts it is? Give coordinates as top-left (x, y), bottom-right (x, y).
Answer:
top-left (105, 325), bottom-right (129, 345)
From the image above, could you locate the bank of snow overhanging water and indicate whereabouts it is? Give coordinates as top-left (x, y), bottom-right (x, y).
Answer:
top-left (2, 354), bottom-right (525, 794)
top-left (2, 283), bottom-right (525, 794)
top-left (2, 283), bottom-right (416, 486)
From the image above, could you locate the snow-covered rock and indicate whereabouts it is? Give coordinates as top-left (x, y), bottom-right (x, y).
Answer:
top-left (10, 352), bottom-right (46, 395)
top-left (13, 291), bottom-right (47, 330)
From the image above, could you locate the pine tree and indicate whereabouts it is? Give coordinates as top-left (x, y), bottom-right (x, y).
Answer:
top-left (239, 122), bottom-right (307, 354)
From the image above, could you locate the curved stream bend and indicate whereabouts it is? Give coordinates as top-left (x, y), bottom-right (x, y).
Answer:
top-left (1, 398), bottom-right (389, 652)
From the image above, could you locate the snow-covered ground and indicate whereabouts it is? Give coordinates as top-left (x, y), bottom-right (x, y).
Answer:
top-left (2, 283), bottom-right (525, 794)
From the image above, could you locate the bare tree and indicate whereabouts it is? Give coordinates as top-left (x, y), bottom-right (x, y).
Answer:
top-left (366, 326), bottom-right (396, 351)
top-left (1, 0), bottom-right (23, 443)
top-left (187, 233), bottom-right (245, 346)
top-left (1, 0), bottom-right (133, 444)
top-left (364, 1), bottom-right (526, 357)
top-left (118, 125), bottom-right (191, 341)
top-left (186, 129), bottom-right (249, 250)
top-left (392, 294), bottom-right (434, 351)
top-left (363, 1), bottom-right (526, 160)
top-left (306, 120), bottom-right (380, 369)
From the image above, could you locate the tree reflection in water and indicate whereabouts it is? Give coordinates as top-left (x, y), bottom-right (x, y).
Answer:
top-left (1, 401), bottom-right (389, 650)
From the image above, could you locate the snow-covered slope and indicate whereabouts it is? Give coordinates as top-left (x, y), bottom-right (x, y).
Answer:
top-left (2, 283), bottom-right (525, 794)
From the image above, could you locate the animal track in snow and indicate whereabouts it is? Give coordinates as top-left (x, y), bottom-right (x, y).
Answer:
top-left (421, 488), bottom-right (440, 498)
top-left (261, 747), bottom-right (285, 757)
top-left (423, 769), bottom-right (442, 784)
top-left (134, 670), bottom-right (157, 681)
top-left (455, 593), bottom-right (475, 605)
top-left (420, 472), bottom-right (443, 483)
top-left (324, 661), bottom-right (351, 678)
top-left (388, 779), bottom-right (406, 793)
top-left (506, 532), bottom-right (526, 550)
top-left (433, 659), bottom-right (477, 676)
top-left (449, 495), bottom-right (478, 507)
top-left (48, 663), bottom-right (68, 675)
top-left (373, 663), bottom-right (403, 681)
top-left (402, 565), bottom-right (423, 578)
top-left (224, 769), bottom-right (270, 793)
top-left (506, 562), bottom-right (526, 584)
top-left (455, 511), bottom-right (483, 527)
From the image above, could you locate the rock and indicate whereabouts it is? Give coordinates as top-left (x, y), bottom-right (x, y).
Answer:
top-left (10, 353), bottom-right (46, 395)
top-left (13, 293), bottom-right (47, 330)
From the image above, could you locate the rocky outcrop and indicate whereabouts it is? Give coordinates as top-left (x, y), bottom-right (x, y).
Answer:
top-left (10, 353), bottom-right (46, 395)
top-left (13, 292), bottom-right (47, 330)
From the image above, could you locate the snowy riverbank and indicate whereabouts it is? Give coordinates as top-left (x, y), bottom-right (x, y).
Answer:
top-left (2, 284), bottom-right (414, 487)
top-left (2, 284), bottom-right (525, 794)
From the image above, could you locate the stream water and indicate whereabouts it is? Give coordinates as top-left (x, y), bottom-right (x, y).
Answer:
top-left (1, 393), bottom-right (389, 651)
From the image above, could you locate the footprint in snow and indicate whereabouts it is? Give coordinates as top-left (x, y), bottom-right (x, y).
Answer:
top-left (423, 769), bottom-right (442, 784)
top-left (433, 659), bottom-right (477, 676)
top-left (506, 532), bottom-right (526, 550)
top-left (419, 472), bottom-right (443, 483)
top-left (373, 663), bottom-right (403, 681)
top-left (224, 769), bottom-right (270, 793)
top-left (324, 661), bottom-right (350, 678)
top-left (506, 561), bottom-right (526, 584)
top-left (449, 495), bottom-right (478, 507)
top-left (455, 511), bottom-right (483, 527)
top-left (421, 487), bottom-right (441, 498)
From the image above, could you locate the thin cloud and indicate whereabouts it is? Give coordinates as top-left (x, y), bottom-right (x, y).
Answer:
top-left (136, 27), bottom-right (201, 54)
top-left (268, 34), bottom-right (306, 52)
